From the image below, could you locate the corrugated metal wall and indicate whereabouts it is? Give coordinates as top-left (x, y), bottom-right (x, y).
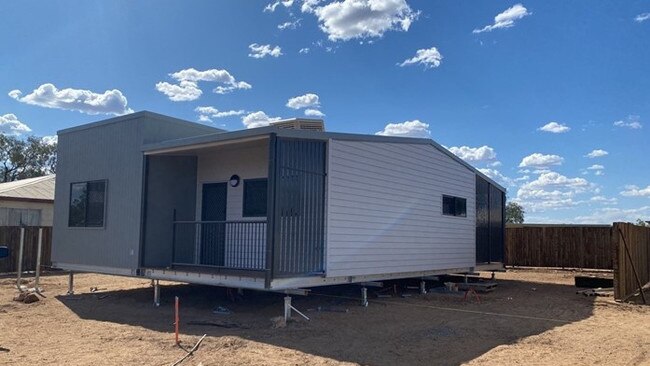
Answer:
top-left (52, 113), bottom-right (218, 273)
top-left (272, 138), bottom-right (326, 277)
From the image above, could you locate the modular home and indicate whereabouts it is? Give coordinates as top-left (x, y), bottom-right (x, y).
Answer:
top-left (52, 111), bottom-right (505, 292)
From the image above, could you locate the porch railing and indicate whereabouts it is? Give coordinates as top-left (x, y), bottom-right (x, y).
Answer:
top-left (172, 220), bottom-right (267, 272)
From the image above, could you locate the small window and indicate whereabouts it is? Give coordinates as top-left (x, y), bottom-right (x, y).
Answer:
top-left (442, 195), bottom-right (467, 217)
top-left (243, 179), bottom-right (267, 217)
top-left (69, 180), bottom-right (107, 227)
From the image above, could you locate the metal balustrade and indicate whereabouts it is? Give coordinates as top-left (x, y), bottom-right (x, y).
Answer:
top-left (172, 220), bottom-right (267, 272)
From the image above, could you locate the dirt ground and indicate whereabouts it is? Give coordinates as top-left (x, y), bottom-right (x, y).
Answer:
top-left (0, 269), bottom-right (648, 366)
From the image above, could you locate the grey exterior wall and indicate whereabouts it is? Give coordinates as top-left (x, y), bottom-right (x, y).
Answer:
top-left (326, 140), bottom-right (477, 277)
top-left (142, 155), bottom-right (198, 268)
top-left (52, 113), bottom-right (218, 274)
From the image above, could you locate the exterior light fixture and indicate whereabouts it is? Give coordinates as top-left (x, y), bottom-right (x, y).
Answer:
top-left (229, 174), bottom-right (240, 187)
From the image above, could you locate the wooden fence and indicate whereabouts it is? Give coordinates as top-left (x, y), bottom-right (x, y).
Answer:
top-left (612, 222), bottom-right (650, 301)
top-left (505, 224), bottom-right (613, 269)
top-left (0, 226), bottom-right (52, 274)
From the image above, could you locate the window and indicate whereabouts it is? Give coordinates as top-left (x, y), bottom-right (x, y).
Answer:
top-left (68, 180), bottom-right (106, 227)
top-left (442, 195), bottom-right (467, 217)
top-left (243, 179), bottom-right (267, 217)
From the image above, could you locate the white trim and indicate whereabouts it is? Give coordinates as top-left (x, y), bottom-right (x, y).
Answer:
top-left (143, 268), bottom-right (267, 290)
top-left (269, 267), bottom-right (473, 290)
top-left (52, 262), bottom-right (136, 276)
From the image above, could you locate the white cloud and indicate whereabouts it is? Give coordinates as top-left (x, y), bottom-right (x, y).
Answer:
top-left (195, 106), bottom-right (246, 122)
top-left (41, 135), bottom-right (58, 145)
top-left (448, 145), bottom-right (497, 162)
top-left (473, 3), bottom-right (531, 34)
top-left (309, 0), bottom-right (419, 41)
top-left (620, 185), bottom-right (650, 197)
top-left (155, 80), bottom-right (202, 102)
top-left (573, 206), bottom-right (650, 224)
top-left (538, 121), bottom-right (570, 133)
top-left (515, 171), bottom-right (592, 212)
top-left (590, 195), bottom-right (617, 205)
top-left (587, 164), bottom-right (604, 170)
top-left (635, 13), bottom-right (650, 23)
top-left (278, 19), bottom-right (302, 30)
top-left (156, 68), bottom-right (251, 101)
top-left (613, 116), bottom-right (643, 129)
top-left (518, 153), bottom-right (564, 168)
top-left (398, 46), bottom-right (442, 69)
top-left (242, 111), bottom-right (282, 129)
top-left (0, 114), bottom-right (32, 135)
top-left (299, 47), bottom-right (311, 54)
top-left (478, 168), bottom-right (515, 188)
top-left (585, 149), bottom-right (608, 158)
top-left (286, 93), bottom-right (321, 109)
top-left (376, 120), bottom-right (430, 138)
top-left (264, 0), bottom-right (294, 12)
top-left (305, 109), bottom-right (325, 117)
top-left (248, 43), bottom-right (283, 59)
top-left (8, 83), bottom-right (133, 116)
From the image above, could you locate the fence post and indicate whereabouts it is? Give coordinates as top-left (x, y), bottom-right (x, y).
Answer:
top-left (16, 227), bottom-right (25, 291)
top-left (34, 228), bottom-right (43, 291)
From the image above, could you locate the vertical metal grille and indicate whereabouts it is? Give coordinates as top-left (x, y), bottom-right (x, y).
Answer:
top-left (273, 138), bottom-right (326, 277)
top-left (475, 175), bottom-right (505, 264)
top-left (476, 176), bottom-right (490, 263)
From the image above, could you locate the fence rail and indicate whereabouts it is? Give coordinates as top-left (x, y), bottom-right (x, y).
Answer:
top-left (613, 222), bottom-right (650, 301)
top-left (0, 226), bottom-right (52, 274)
top-left (505, 225), bottom-right (613, 269)
top-left (172, 220), bottom-right (267, 271)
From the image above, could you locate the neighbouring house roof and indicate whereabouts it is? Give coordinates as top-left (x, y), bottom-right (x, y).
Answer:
top-left (0, 175), bottom-right (55, 202)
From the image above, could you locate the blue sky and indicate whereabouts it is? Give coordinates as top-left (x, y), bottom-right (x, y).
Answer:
top-left (1, 0), bottom-right (649, 223)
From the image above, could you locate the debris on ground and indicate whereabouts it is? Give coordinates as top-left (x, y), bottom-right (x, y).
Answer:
top-left (270, 316), bottom-right (286, 328)
top-left (576, 288), bottom-right (613, 297)
top-left (212, 306), bottom-right (231, 315)
top-left (13, 292), bottom-right (40, 304)
top-left (187, 320), bottom-right (248, 329)
top-left (89, 287), bottom-right (107, 292)
top-left (307, 306), bottom-right (349, 313)
top-left (23, 293), bottom-right (39, 304)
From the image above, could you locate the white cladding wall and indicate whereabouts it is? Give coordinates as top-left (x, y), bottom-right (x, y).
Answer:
top-left (195, 140), bottom-right (268, 268)
top-left (326, 140), bottom-right (476, 277)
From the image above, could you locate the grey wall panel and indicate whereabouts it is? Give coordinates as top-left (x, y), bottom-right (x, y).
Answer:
top-left (326, 140), bottom-right (476, 278)
top-left (142, 155), bottom-right (197, 268)
top-left (52, 118), bottom-right (145, 271)
top-left (52, 113), bottom-right (222, 273)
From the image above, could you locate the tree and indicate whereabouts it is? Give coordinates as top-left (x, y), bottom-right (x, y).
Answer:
top-left (0, 135), bottom-right (57, 183)
top-left (506, 202), bottom-right (525, 224)
top-left (635, 219), bottom-right (650, 227)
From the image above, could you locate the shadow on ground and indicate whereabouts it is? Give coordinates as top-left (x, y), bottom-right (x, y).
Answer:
top-left (57, 276), bottom-right (597, 366)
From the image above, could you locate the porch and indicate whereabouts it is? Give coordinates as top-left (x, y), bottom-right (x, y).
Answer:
top-left (140, 133), bottom-right (327, 288)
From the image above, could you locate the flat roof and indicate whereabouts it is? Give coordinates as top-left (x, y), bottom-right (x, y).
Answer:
top-left (143, 125), bottom-right (507, 193)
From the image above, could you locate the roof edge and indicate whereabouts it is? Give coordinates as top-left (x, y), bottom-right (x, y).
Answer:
top-left (57, 110), bottom-right (223, 135)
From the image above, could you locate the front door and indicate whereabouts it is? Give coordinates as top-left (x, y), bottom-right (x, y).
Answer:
top-left (201, 182), bottom-right (227, 266)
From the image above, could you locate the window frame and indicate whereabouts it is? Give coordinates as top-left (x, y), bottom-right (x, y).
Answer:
top-left (68, 179), bottom-right (108, 228)
top-left (242, 178), bottom-right (268, 218)
top-left (442, 195), bottom-right (467, 218)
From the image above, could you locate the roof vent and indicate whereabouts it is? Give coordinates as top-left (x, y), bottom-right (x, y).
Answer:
top-left (271, 118), bottom-right (325, 132)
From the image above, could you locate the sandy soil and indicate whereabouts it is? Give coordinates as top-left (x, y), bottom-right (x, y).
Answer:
top-left (0, 269), bottom-right (648, 366)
